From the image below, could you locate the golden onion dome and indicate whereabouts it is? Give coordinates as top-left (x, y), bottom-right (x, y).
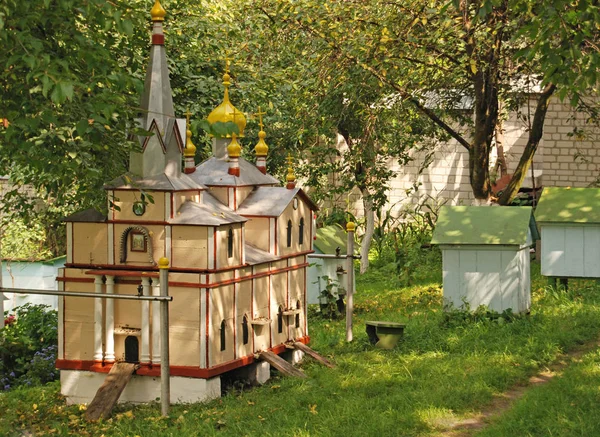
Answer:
top-left (150, 0), bottom-right (166, 21)
top-left (207, 70), bottom-right (246, 137)
top-left (254, 130), bottom-right (269, 157)
top-left (184, 128), bottom-right (196, 157)
top-left (227, 133), bottom-right (242, 158)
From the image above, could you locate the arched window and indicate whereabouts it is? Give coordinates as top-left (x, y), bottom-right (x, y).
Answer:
top-left (220, 320), bottom-right (226, 351)
top-left (299, 218), bottom-right (305, 245)
top-left (242, 315), bottom-right (249, 345)
top-left (295, 301), bottom-right (301, 328)
top-left (277, 306), bottom-right (284, 333)
top-left (286, 220), bottom-right (292, 247)
top-left (227, 228), bottom-right (234, 258)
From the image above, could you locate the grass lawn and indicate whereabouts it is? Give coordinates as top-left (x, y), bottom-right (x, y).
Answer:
top-left (2, 252), bottom-right (600, 436)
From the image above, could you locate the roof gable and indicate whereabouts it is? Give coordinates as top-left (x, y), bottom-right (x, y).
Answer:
top-left (237, 187), bottom-right (317, 217)
top-left (535, 187), bottom-right (600, 224)
top-left (431, 206), bottom-right (532, 246)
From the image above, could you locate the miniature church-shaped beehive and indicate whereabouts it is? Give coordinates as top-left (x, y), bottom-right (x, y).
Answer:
top-left (57, 1), bottom-right (316, 404)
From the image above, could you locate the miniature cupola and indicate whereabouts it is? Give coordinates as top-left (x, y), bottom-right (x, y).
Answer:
top-left (184, 109), bottom-right (196, 174)
top-left (286, 153), bottom-right (296, 189)
top-left (207, 59), bottom-right (247, 159)
top-left (254, 107), bottom-right (269, 174)
top-left (227, 133), bottom-right (242, 177)
top-left (130, 0), bottom-right (184, 179)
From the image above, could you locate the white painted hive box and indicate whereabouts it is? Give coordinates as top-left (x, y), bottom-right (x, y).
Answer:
top-left (535, 187), bottom-right (600, 279)
top-left (431, 206), bottom-right (533, 314)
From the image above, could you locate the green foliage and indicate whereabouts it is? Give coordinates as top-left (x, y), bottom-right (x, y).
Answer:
top-left (0, 304), bottom-right (58, 391)
top-left (1, 218), bottom-right (53, 261)
top-left (316, 275), bottom-right (345, 319)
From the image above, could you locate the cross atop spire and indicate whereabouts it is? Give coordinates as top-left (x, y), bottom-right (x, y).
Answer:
top-left (255, 106), bottom-right (266, 131)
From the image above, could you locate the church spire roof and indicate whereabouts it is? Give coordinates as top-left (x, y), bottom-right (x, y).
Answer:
top-left (129, 0), bottom-right (184, 179)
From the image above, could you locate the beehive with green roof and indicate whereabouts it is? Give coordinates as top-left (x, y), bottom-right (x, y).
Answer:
top-left (535, 187), bottom-right (600, 279)
top-left (431, 205), bottom-right (533, 314)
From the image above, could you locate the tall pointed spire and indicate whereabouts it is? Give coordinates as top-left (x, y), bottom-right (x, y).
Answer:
top-left (130, 0), bottom-right (183, 179)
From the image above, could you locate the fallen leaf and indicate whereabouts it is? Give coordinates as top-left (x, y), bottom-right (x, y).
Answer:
top-left (309, 404), bottom-right (318, 415)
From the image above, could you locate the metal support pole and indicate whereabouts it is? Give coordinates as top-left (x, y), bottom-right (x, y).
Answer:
top-left (0, 287), bottom-right (172, 302)
top-left (158, 258), bottom-right (170, 416)
top-left (346, 222), bottom-right (356, 342)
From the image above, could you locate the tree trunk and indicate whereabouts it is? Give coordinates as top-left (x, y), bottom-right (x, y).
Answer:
top-left (498, 83), bottom-right (556, 205)
top-left (359, 191), bottom-right (374, 274)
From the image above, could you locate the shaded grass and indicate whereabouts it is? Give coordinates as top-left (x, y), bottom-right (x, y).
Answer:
top-left (2, 258), bottom-right (600, 436)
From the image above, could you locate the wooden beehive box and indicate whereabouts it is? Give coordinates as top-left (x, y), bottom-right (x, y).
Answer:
top-left (535, 187), bottom-right (600, 279)
top-left (431, 206), bottom-right (533, 314)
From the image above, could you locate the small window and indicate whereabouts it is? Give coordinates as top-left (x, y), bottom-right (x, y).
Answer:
top-left (242, 315), bottom-right (249, 345)
top-left (227, 228), bottom-right (234, 258)
top-left (286, 220), bottom-right (292, 247)
top-left (299, 218), bottom-right (305, 245)
top-left (295, 301), bottom-right (301, 328)
top-left (220, 320), bottom-right (226, 351)
top-left (277, 306), bottom-right (283, 334)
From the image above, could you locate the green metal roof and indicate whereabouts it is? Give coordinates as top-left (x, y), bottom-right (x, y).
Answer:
top-left (431, 205), bottom-right (532, 246)
top-left (535, 187), bottom-right (600, 224)
top-left (314, 225), bottom-right (350, 254)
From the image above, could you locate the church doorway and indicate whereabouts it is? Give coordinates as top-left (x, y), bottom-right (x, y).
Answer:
top-left (124, 336), bottom-right (139, 363)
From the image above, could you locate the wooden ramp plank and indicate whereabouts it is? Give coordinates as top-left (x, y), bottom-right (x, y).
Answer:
top-left (258, 351), bottom-right (306, 378)
top-left (293, 342), bottom-right (335, 368)
top-left (85, 362), bottom-right (139, 421)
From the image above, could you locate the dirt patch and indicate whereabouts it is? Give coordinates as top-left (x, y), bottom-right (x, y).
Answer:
top-left (437, 337), bottom-right (600, 437)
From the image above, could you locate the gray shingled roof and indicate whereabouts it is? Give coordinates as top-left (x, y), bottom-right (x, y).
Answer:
top-left (237, 187), bottom-right (299, 217)
top-left (105, 172), bottom-right (207, 191)
top-left (168, 194), bottom-right (247, 226)
top-left (191, 157), bottom-right (280, 187)
top-left (63, 208), bottom-right (107, 223)
top-left (245, 243), bottom-right (279, 265)
top-left (237, 186), bottom-right (318, 216)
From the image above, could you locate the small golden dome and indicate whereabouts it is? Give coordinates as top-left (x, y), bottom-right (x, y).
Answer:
top-left (227, 133), bottom-right (242, 158)
top-left (158, 257), bottom-right (170, 269)
top-left (346, 222), bottom-right (356, 232)
top-left (207, 68), bottom-right (246, 137)
top-left (151, 0), bottom-right (166, 21)
top-left (184, 128), bottom-right (196, 157)
top-left (254, 130), bottom-right (269, 157)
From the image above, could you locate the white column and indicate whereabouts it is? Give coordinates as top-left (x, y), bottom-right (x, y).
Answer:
top-left (93, 276), bottom-right (104, 362)
top-left (104, 276), bottom-right (115, 362)
top-left (140, 277), bottom-right (151, 364)
top-left (151, 279), bottom-right (161, 365)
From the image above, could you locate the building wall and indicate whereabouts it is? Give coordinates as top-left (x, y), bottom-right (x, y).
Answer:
top-left (171, 226), bottom-right (208, 270)
top-left (540, 224), bottom-right (600, 278)
top-left (441, 246), bottom-right (530, 314)
top-left (277, 198), bottom-right (312, 257)
top-left (111, 190), bottom-right (166, 222)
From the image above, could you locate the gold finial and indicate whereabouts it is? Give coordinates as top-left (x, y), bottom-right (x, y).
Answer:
top-left (346, 221), bottom-right (356, 232)
top-left (151, 0), bottom-right (166, 21)
top-left (227, 133), bottom-right (242, 158)
top-left (207, 55), bottom-right (246, 137)
top-left (158, 257), bottom-right (169, 269)
top-left (223, 54), bottom-right (232, 86)
top-left (184, 108), bottom-right (196, 157)
top-left (286, 153), bottom-right (296, 183)
top-left (254, 107), bottom-right (269, 157)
